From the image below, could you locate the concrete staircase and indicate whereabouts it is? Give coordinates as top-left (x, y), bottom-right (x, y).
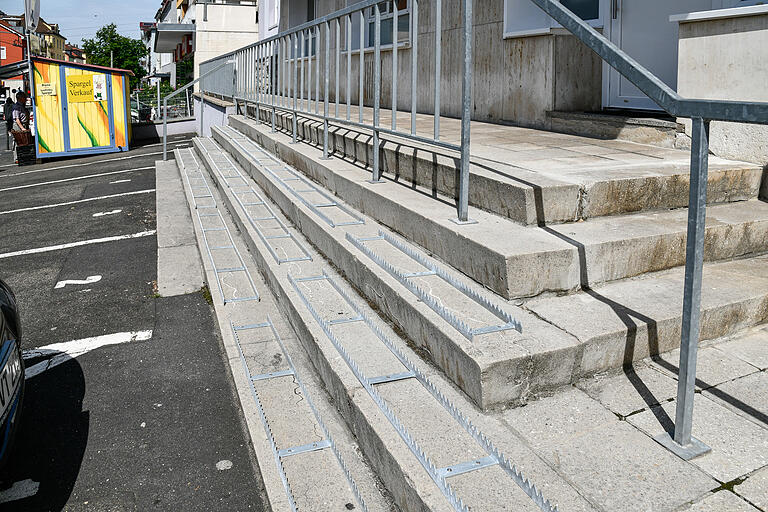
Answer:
top-left (200, 114), bottom-right (768, 410)
top-left (174, 112), bottom-right (768, 509)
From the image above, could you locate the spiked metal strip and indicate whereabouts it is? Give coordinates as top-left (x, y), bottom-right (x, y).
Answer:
top-left (230, 323), bottom-right (299, 512)
top-left (219, 126), bottom-right (365, 229)
top-left (288, 273), bottom-right (469, 512)
top-left (347, 232), bottom-right (522, 340)
top-left (265, 318), bottom-right (368, 512)
top-left (195, 138), bottom-right (312, 265)
top-left (177, 145), bottom-right (260, 304)
top-left (311, 271), bottom-right (559, 512)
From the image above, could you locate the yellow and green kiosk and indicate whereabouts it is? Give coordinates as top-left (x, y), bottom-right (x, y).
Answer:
top-left (30, 57), bottom-right (133, 158)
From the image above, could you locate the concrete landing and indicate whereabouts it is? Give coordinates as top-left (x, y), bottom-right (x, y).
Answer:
top-left (245, 106), bottom-right (762, 225)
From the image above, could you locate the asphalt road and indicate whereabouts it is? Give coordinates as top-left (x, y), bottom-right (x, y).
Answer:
top-left (0, 130), bottom-right (269, 511)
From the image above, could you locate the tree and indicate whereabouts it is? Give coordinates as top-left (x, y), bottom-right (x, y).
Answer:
top-left (82, 24), bottom-right (147, 89)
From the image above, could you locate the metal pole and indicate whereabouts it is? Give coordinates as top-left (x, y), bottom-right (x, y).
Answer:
top-left (157, 81), bottom-right (161, 120)
top-left (347, 15), bottom-right (352, 121)
top-left (272, 41), bottom-right (277, 133)
top-left (392, 2), bottom-right (398, 131)
top-left (411, 0), bottom-right (418, 135)
top-left (292, 34), bottom-right (298, 143)
top-left (359, 10), bottom-right (364, 124)
top-left (372, 3), bottom-right (382, 182)
top-left (323, 21), bottom-right (330, 158)
top-left (162, 97), bottom-right (168, 159)
top-left (455, 0), bottom-right (473, 223)
top-left (200, 72), bottom-right (205, 138)
top-left (655, 117), bottom-right (712, 460)
top-left (335, 19), bottom-right (340, 119)
top-left (315, 26), bottom-right (320, 115)
top-left (300, 31), bottom-right (305, 112)
top-left (434, 0), bottom-right (441, 140)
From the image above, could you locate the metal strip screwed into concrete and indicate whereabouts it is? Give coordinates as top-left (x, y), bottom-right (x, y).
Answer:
top-left (217, 125), bottom-right (365, 229)
top-left (289, 271), bottom-right (558, 512)
top-left (231, 318), bottom-right (368, 512)
top-left (177, 148), bottom-right (260, 304)
top-left (195, 138), bottom-right (313, 265)
top-left (347, 231), bottom-right (522, 341)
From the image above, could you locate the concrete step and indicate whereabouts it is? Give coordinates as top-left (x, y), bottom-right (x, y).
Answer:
top-left (185, 140), bottom-right (596, 512)
top-left (218, 116), bottom-right (768, 301)
top-left (246, 106), bottom-right (762, 225)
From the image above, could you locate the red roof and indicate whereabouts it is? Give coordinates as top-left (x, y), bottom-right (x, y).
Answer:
top-left (32, 56), bottom-right (135, 76)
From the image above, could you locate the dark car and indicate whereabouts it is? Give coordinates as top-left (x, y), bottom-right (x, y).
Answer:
top-left (0, 278), bottom-right (23, 468)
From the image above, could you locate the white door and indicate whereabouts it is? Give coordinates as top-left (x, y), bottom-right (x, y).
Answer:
top-left (604, 0), bottom-right (713, 110)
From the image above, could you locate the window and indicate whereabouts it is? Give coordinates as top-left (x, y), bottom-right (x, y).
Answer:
top-left (269, 0), bottom-right (280, 29)
top-left (0, 47), bottom-right (6, 61)
top-left (346, 0), bottom-right (410, 51)
top-left (504, 0), bottom-right (603, 39)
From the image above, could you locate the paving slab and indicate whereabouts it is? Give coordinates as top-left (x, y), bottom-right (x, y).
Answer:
top-left (576, 365), bottom-right (679, 417)
top-left (718, 328), bottom-right (768, 370)
top-left (157, 245), bottom-right (204, 296)
top-left (705, 371), bottom-right (768, 431)
top-left (504, 387), bottom-right (717, 512)
top-left (649, 345), bottom-right (760, 390)
top-left (688, 491), bottom-right (761, 512)
top-left (627, 395), bottom-right (768, 483)
top-left (735, 465), bottom-right (768, 511)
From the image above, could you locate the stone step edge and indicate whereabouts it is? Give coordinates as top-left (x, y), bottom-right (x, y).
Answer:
top-left (201, 132), bottom-right (583, 410)
top-left (224, 116), bottom-right (768, 301)
top-left (190, 142), bottom-right (488, 512)
top-left (247, 106), bottom-right (762, 225)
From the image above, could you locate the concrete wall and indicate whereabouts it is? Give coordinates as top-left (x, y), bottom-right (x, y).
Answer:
top-left (193, 95), bottom-right (236, 137)
top-left (194, 3), bottom-right (260, 86)
top-left (275, 0), bottom-right (600, 128)
top-left (676, 9), bottom-right (768, 171)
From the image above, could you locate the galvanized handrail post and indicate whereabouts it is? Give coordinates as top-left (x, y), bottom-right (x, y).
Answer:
top-left (335, 19), bottom-right (340, 119)
top-left (200, 73), bottom-right (205, 138)
top-left (410, 0), bottom-right (418, 135)
top-left (292, 34), bottom-right (298, 143)
top-left (315, 26), bottom-right (320, 115)
top-left (323, 20), bottom-right (331, 159)
top-left (654, 117), bottom-right (713, 460)
top-left (434, 0), bottom-right (441, 140)
top-left (359, 10), bottom-right (365, 124)
top-left (454, 0), bottom-right (474, 223)
top-left (391, 2), bottom-right (398, 131)
top-left (371, 3), bottom-right (382, 182)
top-left (347, 15), bottom-right (352, 121)
top-left (272, 41), bottom-right (277, 133)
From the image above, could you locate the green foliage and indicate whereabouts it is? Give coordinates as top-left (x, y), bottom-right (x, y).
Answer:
top-left (81, 24), bottom-right (147, 89)
top-left (136, 82), bottom-right (174, 103)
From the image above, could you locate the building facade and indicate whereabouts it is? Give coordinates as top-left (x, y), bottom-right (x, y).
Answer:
top-left (0, 19), bottom-right (24, 97)
top-left (264, 0), bottom-right (764, 130)
top-left (64, 44), bottom-right (86, 64)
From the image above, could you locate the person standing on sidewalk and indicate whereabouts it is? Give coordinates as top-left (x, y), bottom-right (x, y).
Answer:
top-left (3, 97), bottom-right (13, 150)
top-left (11, 91), bottom-right (30, 133)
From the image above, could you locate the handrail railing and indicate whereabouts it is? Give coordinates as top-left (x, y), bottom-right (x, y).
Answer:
top-left (527, 0), bottom-right (768, 461)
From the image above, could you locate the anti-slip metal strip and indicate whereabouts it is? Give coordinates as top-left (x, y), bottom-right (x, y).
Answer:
top-left (231, 318), bottom-right (368, 512)
top-left (347, 231), bottom-right (522, 341)
top-left (176, 148), bottom-right (260, 304)
top-left (216, 125), bottom-right (365, 229)
top-left (195, 138), bottom-right (312, 265)
top-left (289, 271), bottom-right (557, 512)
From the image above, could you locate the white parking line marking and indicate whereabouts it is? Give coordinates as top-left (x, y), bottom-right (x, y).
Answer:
top-left (22, 330), bottom-right (153, 379)
top-left (92, 209), bottom-right (123, 217)
top-left (0, 167), bottom-right (153, 194)
top-left (0, 230), bottom-right (156, 260)
top-left (0, 479), bottom-right (40, 504)
top-left (0, 141), bottom-right (190, 179)
top-left (54, 275), bottom-right (102, 289)
top-left (0, 189), bottom-right (154, 216)
top-left (109, 179), bottom-right (131, 184)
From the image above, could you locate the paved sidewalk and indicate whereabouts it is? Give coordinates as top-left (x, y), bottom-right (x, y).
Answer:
top-left (503, 326), bottom-right (768, 511)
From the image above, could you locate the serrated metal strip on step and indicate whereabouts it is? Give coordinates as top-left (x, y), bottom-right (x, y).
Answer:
top-left (217, 125), bottom-right (365, 229)
top-left (346, 231), bottom-right (522, 341)
top-left (291, 270), bottom-right (558, 512)
top-left (231, 318), bottom-right (368, 512)
top-left (175, 148), bottom-right (260, 304)
top-left (195, 138), bottom-right (312, 265)
top-left (288, 273), bottom-right (470, 512)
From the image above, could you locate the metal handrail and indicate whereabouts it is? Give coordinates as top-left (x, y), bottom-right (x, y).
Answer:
top-left (162, 58), bottom-right (234, 160)
top-left (528, 0), bottom-right (767, 459)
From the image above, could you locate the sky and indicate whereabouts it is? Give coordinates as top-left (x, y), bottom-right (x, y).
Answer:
top-left (2, 0), bottom-right (161, 46)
